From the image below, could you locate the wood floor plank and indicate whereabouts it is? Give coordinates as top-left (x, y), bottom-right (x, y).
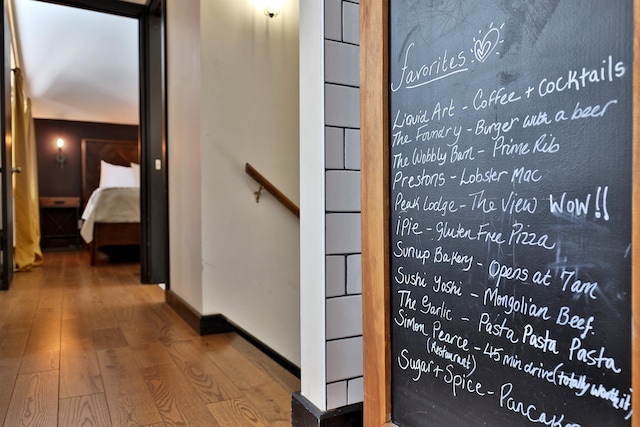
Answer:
top-left (60, 317), bottom-right (95, 351)
top-left (18, 342), bottom-right (59, 375)
top-left (60, 288), bottom-right (88, 324)
top-left (0, 291), bottom-right (39, 331)
top-left (63, 287), bottom-right (115, 333)
top-left (207, 397), bottom-right (274, 427)
top-left (202, 334), bottom-right (298, 426)
top-left (19, 306), bottom-right (61, 374)
top-left (221, 333), bottom-right (301, 392)
top-left (121, 302), bottom-right (196, 347)
top-left (5, 370), bottom-right (58, 427)
top-left (201, 334), bottom-right (274, 389)
top-left (244, 381), bottom-right (297, 427)
top-left (153, 304), bottom-right (200, 345)
top-left (92, 327), bottom-right (129, 350)
top-left (97, 347), bottom-right (164, 427)
top-left (1, 251), bottom-right (299, 426)
top-left (0, 289), bottom-right (19, 329)
top-left (0, 328), bottom-right (30, 423)
top-left (59, 393), bottom-right (112, 427)
top-left (35, 284), bottom-right (64, 311)
top-left (59, 346), bottom-right (104, 399)
top-left (141, 364), bottom-right (222, 426)
top-left (75, 304), bottom-right (114, 333)
top-left (164, 339), bottom-right (243, 404)
top-left (130, 340), bottom-right (176, 370)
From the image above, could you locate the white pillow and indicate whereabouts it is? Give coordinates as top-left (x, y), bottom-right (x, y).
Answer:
top-left (99, 160), bottom-right (135, 188)
top-left (130, 162), bottom-right (140, 187)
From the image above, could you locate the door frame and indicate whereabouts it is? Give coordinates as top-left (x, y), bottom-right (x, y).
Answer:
top-left (23, 0), bottom-right (168, 285)
top-left (0, 0), bottom-right (12, 290)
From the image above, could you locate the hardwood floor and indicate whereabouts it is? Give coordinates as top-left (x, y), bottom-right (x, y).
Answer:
top-left (0, 250), bottom-right (300, 426)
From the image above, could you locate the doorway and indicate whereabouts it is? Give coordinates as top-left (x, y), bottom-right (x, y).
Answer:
top-left (9, 0), bottom-right (167, 286)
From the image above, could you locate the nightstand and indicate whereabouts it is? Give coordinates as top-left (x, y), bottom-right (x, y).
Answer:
top-left (39, 196), bottom-right (81, 250)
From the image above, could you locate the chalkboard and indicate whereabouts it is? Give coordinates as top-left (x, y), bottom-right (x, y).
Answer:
top-left (388, 1), bottom-right (633, 426)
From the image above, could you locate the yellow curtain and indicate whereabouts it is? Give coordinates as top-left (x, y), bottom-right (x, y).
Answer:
top-left (13, 68), bottom-right (43, 271)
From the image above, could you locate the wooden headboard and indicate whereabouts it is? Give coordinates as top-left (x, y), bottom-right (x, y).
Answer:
top-left (81, 138), bottom-right (139, 205)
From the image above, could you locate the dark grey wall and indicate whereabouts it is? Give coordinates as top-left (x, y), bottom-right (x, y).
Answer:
top-left (34, 119), bottom-right (138, 198)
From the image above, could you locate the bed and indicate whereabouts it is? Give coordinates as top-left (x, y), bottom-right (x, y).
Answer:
top-left (80, 138), bottom-right (140, 265)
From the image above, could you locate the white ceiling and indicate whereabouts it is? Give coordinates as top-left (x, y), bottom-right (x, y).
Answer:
top-left (13, 0), bottom-right (141, 125)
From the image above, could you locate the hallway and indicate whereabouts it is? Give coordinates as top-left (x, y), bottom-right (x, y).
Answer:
top-left (0, 250), bottom-right (299, 426)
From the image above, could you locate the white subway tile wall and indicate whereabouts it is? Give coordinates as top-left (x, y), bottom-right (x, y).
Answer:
top-left (326, 170), bottom-right (361, 212)
top-left (325, 84), bottom-right (360, 128)
top-left (326, 255), bottom-right (346, 298)
top-left (325, 40), bottom-right (360, 86)
top-left (324, 0), bottom-right (343, 41)
top-left (347, 377), bottom-right (364, 404)
top-left (346, 254), bottom-right (362, 294)
top-left (344, 129), bottom-right (361, 170)
top-left (327, 381), bottom-right (348, 409)
top-left (325, 126), bottom-right (345, 169)
top-left (324, 0), bottom-right (362, 411)
top-left (326, 213), bottom-right (361, 255)
top-left (326, 336), bottom-right (364, 383)
top-left (342, 2), bottom-right (360, 45)
top-left (326, 295), bottom-right (363, 340)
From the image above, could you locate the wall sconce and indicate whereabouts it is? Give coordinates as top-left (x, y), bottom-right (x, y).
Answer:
top-left (55, 138), bottom-right (66, 168)
top-left (263, 0), bottom-right (282, 18)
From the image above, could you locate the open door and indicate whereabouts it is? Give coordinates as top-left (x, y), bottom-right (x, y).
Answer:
top-left (0, 0), bottom-right (12, 291)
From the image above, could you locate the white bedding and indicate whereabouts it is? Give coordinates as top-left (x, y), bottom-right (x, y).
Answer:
top-left (80, 187), bottom-right (140, 243)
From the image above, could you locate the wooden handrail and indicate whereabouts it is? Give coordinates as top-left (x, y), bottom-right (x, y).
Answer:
top-left (245, 163), bottom-right (300, 218)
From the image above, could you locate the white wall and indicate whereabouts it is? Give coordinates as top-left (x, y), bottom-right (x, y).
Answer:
top-left (167, 0), bottom-right (301, 366)
top-left (199, 0), bottom-right (300, 367)
top-left (167, 0), bottom-right (203, 312)
top-left (299, 0), bottom-right (327, 411)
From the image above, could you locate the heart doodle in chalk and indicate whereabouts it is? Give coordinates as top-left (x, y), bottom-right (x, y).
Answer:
top-left (473, 26), bottom-right (502, 62)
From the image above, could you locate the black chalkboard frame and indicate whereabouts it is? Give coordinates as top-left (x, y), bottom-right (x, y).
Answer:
top-left (360, 1), bottom-right (640, 426)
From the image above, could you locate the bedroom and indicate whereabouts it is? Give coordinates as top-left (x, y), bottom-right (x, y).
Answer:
top-left (12, 0), bottom-right (163, 274)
